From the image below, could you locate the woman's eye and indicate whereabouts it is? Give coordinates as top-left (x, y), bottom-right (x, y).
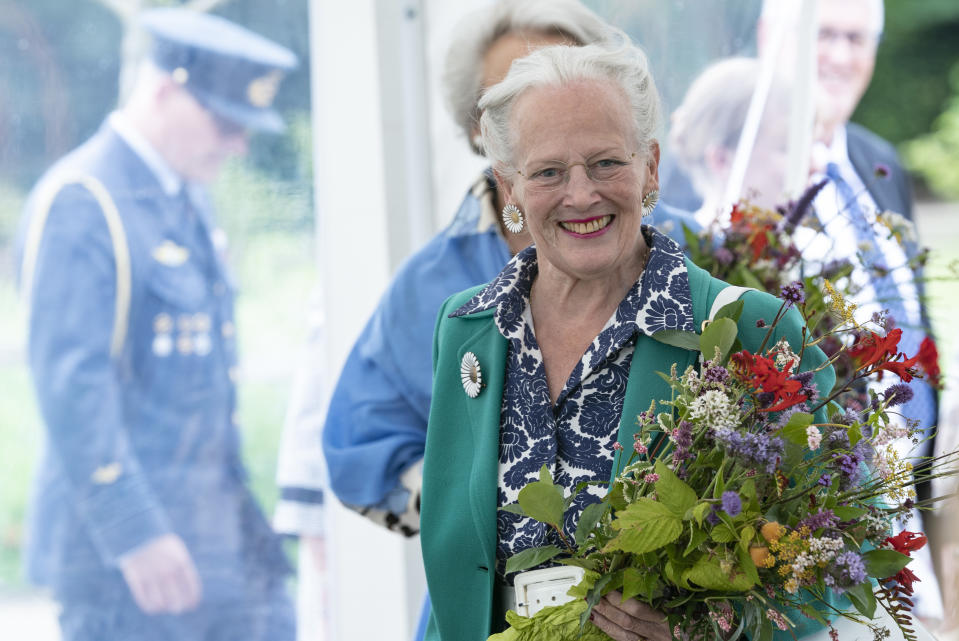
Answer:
top-left (533, 167), bottom-right (559, 179)
top-left (595, 158), bottom-right (624, 168)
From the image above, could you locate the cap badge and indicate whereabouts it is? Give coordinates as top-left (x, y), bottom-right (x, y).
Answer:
top-left (152, 240), bottom-right (189, 266)
top-left (172, 67), bottom-right (190, 85)
top-left (460, 351), bottom-right (482, 398)
top-left (247, 70), bottom-right (284, 108)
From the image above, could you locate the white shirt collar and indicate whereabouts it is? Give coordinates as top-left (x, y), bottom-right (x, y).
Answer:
top-left (108, 111), bottom-right (183, 197)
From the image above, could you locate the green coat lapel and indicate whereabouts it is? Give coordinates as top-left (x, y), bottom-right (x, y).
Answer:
top-left (458, 313), bottom-right (508, 571)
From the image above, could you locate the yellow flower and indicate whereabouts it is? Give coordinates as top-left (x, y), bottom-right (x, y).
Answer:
top-left (823, 280), bottom-right (859, 327)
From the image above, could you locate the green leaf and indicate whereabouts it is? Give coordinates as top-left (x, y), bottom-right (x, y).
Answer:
top-left (832, 506), bottom-right (869, 521)
top-left (862, 548), bottom-right (912, 578)
top-left (736, 543), bottom-right (760, 586)
top-left (575, 502), bottom-right (609, 546)
top-left (798, 604), bottom-right (829, 626)
top-left (845, 581), bottom-right (877, 618)
top-left (623, 568), bottom-right (647, 601)
top-left (684, 556), bottom-right (753, 591)
top-left (685, 526), bottom-right (708, 557)
top-left (691, 502), bottom-right (711, 526)
top-left (518, 470), bottom-right (566, 527)
top-left (848, 423), bottom-right (863, 446)
top-left (700, 317), bottom-right (738, 363)
top-left (655, 460), bottom-right (698, 517)
top-left (757, 616), bottom-right (773, 641)
top-left (651, 329), bottom-right (702, 351)
top-left (778, 412), bottom-right (814, 446)
top-left (499, 503), bottom-right (526, 516)
top-left (607, 498), bottom-right (683, 554)
top-left (713, 299), bottom-right (746, 323)
top-left (539, 464), bottom-right (552, 485)
top-left (504, 545), bottom-right (562, 574)
top-left (738, 525), bottom-right (757, 552)
top-left (711, 524), bottom-right (737, 543)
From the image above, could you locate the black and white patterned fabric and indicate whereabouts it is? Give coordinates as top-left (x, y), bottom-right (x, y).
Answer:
top-left (450, 226), bottom-right (694, 576)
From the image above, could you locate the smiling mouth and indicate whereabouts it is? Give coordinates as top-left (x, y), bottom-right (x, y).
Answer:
top-left (559, 215), bottom-right (613, 235)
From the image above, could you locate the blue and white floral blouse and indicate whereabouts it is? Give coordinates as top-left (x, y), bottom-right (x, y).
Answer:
top-left (450, 226), bottom-right (696, 576)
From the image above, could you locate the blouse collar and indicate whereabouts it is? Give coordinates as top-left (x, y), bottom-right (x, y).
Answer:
top-left (450, 225), bottom-right (695, 336)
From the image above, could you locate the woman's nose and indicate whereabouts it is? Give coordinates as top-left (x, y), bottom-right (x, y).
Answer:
top-left (562, 164), bottom-right (599, 207)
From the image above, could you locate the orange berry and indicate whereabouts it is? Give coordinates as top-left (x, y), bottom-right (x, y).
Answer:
top-left (761, 521), bottom-right (784, 542)
top-left (750, 545), bottom-right (773, 567)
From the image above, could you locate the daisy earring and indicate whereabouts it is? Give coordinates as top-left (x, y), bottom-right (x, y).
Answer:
top-left (641, 190), bottom-right (659, 218)
top-left (502, 203), bottom-right (525, 233)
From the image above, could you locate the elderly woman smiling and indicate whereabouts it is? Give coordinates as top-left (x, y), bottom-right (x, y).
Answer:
top-left (419, 39), bottom-right (835, 641)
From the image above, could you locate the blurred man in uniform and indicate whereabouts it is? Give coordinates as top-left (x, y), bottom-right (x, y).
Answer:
top-left (16, 8), bottom-right (298, 640)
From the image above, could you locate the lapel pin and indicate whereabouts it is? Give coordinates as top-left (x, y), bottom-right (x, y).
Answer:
top-left (460, 351), bottom-right (482, 398)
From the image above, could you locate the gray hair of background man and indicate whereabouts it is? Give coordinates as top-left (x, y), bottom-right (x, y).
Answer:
top-left (443, 0), bottom-right (613, 156)
top-left (760, 0), bottom-right (884, 36)
top-left (669, 57), bottom-right (789, 197)
top-left (479, 37), bottom-right (662, 177)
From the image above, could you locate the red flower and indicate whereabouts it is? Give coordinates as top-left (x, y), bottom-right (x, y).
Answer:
top-left (916, 337), bottom-right (941, 388)
top-left (848, 329), bottom-right (902, 370)
top-left (887, 566), bottom-right (921, 596)
top-left (730, 350), bottom-right (808, 413)
top-left (876, 353), bottom-right (919, 383)
top-left (884, 531), bottom-right (927, 555)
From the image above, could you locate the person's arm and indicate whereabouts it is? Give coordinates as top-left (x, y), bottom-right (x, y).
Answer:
top-left (25, 183), bottom-right (199, 612)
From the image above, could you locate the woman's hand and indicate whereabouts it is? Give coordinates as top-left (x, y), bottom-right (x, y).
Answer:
top-left (591, 591), bottom-right (671, 641)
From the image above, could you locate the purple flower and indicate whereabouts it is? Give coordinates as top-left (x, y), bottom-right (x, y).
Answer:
top-left (828, 551), bottom-right (868, 594)
top-left (706, 505), bottom-right (721, 526)
top-left (783, 178), bottom-right (828, 230)
top-left (704, 366), bottom-right (730, 384)
top-left (817, 473), bottom-right (832, 487)
top-left (721, 491), bottom-right (742, 517)
top-left (798, 509), bottom-right (839, 532)
top-left (884, 384), bottom-right (915, 408)
top-left (712, 428), bottom-right (784, 474)
top-left (714, 247), bottom-right (734, 265)
top-left (780, 281), bottom-right (805, 306)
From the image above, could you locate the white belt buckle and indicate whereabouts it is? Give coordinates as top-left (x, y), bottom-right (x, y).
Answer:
top-left (513, 566), bottom-right (586, 617)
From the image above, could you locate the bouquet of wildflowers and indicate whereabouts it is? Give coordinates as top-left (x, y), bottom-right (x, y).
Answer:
top-left (491, 283), bottom-right (951, 641)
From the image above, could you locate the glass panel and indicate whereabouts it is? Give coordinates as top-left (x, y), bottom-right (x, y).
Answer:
top-left (1, 2), bottom-right (313, 638)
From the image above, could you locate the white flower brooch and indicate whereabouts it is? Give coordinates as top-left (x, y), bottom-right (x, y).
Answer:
top-left (460, 351), bottom-right (482, 398)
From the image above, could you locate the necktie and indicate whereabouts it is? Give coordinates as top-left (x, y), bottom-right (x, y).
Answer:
top-left (825, 163), bottom-right (937, 453)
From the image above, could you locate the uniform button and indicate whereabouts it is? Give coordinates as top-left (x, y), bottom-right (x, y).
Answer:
top-left (177, 334), bottom-right (194, 355)
top-left (153, 313), bottom-right (173, 334)
top-left (178, 314), bottom-right (193, 332)
top-left (192, 313), bottom-right (211, 332)
top-left (152, 333), bottom-right (173, 357)
top-left (221, 322), bottom-right (235, 338)
top-left (194, 333), bottom-right (212, 356)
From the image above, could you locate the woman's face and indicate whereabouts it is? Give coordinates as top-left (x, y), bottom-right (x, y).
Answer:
top-left (502, 79), bottom-right (658, 283)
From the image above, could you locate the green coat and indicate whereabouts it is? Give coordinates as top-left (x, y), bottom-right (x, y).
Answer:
top-left (420, 258), bottom-right (836, 641)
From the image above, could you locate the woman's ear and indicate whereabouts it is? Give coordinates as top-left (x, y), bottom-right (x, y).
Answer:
top-left (493, 168), bottom-right (518, 206)
top-left (646, 140), bottom-right (661, 192)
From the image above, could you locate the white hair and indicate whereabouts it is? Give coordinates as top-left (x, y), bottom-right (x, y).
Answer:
top-left (442, 0), bottom-right (613, 156)
top-left (761, 0), bottom-right (884, 35)
top-left (478, 37), bottom-right (662, 177)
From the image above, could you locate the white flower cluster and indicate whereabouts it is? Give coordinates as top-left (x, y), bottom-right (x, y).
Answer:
top-left (681, 366), bottom-right (702, 395)
top-left (791, 536), bottom-right (844, 579)
top-left (861, 512), bottom-right (891, 541)
top-left (773, 338), bottom-right (798, 370)
top-left (688, 390), bottom-right (739, 429)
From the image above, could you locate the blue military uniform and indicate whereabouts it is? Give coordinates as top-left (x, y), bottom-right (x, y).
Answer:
top-left (17, 9), bottom-right (297, 640)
